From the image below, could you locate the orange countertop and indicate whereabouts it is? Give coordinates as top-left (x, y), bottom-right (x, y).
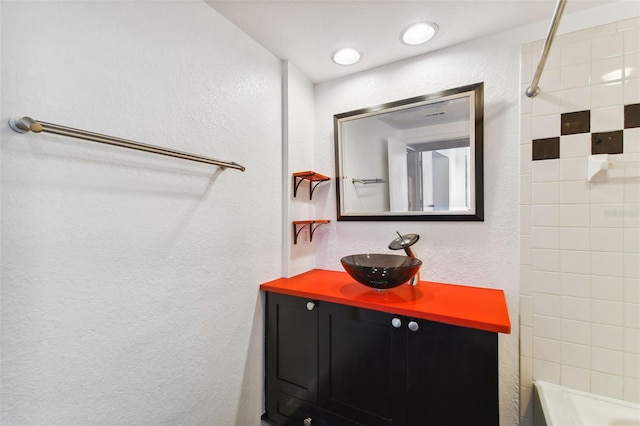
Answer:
top-left (260, 269), bottom-right (511, 334)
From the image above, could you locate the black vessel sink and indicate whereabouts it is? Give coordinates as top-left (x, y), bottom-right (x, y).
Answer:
top-left (340, 254), bottom-right (422, 290)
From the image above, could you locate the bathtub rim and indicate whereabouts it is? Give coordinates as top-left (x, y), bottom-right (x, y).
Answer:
top-left (534, 380), bottom-right (640, 426)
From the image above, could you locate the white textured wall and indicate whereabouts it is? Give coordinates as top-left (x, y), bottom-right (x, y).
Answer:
top-left (1, 2), bottom-right (282, 425)
top-left (284, 62), bottom-right (318, 277)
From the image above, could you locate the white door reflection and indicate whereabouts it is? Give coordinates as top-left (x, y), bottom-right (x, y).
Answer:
top-left (388, 141), bottom-right (470, 213)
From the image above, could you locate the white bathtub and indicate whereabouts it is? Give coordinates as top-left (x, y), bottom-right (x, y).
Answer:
top-left (534, 381), bottom-right (640, 426)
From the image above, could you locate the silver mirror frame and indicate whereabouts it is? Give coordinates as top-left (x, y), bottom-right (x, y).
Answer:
top-left (334, 82), bottom-right (484, 221)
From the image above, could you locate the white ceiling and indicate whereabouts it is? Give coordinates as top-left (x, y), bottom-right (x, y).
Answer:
top-left (207, 0), bottom-right (614, 83)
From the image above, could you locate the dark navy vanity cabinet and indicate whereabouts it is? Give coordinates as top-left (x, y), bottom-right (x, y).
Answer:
top-left (263, 292), bottom-right (499, 426)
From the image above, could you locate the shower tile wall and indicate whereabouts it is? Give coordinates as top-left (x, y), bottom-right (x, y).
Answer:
top-left (519, 17), bottom-right (640, 426)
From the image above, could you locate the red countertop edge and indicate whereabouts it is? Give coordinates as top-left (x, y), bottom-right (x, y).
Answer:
top-left (260, 269), bottom-right (511, 334)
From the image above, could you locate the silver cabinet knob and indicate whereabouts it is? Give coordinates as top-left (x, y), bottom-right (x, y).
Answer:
top-left (391, 318), bottom-right (402, 328)
top-left (303, 417), bottom-right (312, 426)
top-left (408, 321), bottom-right (419, 331)
top-left (306, 301), bottom-right (315, 311)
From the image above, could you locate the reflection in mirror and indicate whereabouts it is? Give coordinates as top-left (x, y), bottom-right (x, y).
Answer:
top-left (334, 83), bottom-right (483, 221)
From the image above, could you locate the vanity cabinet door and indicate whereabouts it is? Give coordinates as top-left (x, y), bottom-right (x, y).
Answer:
top-left (406, 319), bottom-right (499, 426)
top-left (265, 292), bottom-right (319, 424)
top-left (318, 302), bottom-right (407, 426)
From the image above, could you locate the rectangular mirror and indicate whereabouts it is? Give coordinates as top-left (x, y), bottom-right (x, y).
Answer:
top-left (334, 82), bottom-right (484, 221)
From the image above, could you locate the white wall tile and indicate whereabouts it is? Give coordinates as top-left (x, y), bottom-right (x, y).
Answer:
top-left (561, 39), bottom-right (591, 66)
top-left (521, 295), bottom-right (533, 326)
top-left (521, 325), bottom-right (533, 356)
top-left (592, 56), bottom-right (625, 84)
top-left (625, 352), bottom-right (640, 379)
top-left (591, 251), bottom-right (624, 277)
top-left (624, 204), bottom-right (640, 228)
top-left (562, 296), bottom-right (591, 321)
top-left (521, 355), bottom-right (533, 388)
top-left (532, 114), bottom-right (561, 139)
top-left (521, 112), bottom-right (532, 141)
top-left (591, 81), bottom-right (623, 108)
top-left (562, 341), bottom-right (591, 369)
top-left (533, 270), bottom-right (561, 294)
top-left (560, 204), bottom-right (591, 227)
top-left (625, 278), bottom-right (640, 303)
top-left (591, 204), bottom-right (624, 227)
top-left (520, 144), bottom-right (532, 174)
top-left (591, 371), bottom-right (624, 399)
top-left (624, 79), bottom-right (640, 105)
top-left (533, 359), bottom-right (561, 384)
top-left (624, 302), bottom-right (640, 328)
top-left (625, 253), bottom-right (640, 278)
top-left (561, 63), bottom-right (590, 89)
top-left (521, 50), bottom-right (534, 83)
top-left (534, 337), bottom-right (562, 362)
top-left (592, 32), bottom-right (624, 60)
top-left (532, 159), bottom-right (560, 182)
top-left (521, 174), bottom-right (532, 205)
top-left (559, 181), bottom-right (591, 204)
top-left (532, 228), bottom-right (560, 250)
top-left (521, 235), bottom-right (531, 265)
top-left (559, 133), bottom-right (591, 158)
top-left (592, 347), bottom-right (624, 375)
top-left (533, 314), bottom-right (562, 339)
top-left (561, 250), bottom-right (591, 274)
top-left (591, 181), bottom-right (624, 204)
top-left (625, 52), bottom-right (639, 79)
top-left (520, 205), bottom-right (532, 235)
top-left (592, 323), bottom-right (624, 350)
top-left (560, 86), bottom-right (591, 113)
top-left (532, 249), bottom-right (560, 272)
top-left (537, 69), bottom-right (562, 97)
top-left (532, 182), bottom-right (560, 204)
top-left (625, 327), bottom-right (640, 354)
top-left (591, 227), bottom-right (624, 252)
top-left (592, 275), bottom-right (624, 301)
top-left (561, 365), bottom-right (591, 391)
top-left (592, 299), bottom-right (624, 325)
top-left (521, 265), bottom-right (533, 296)
top-left (623, 27), bottom-right (640, 54)
top-left (624, 377), bottom-right (640, 403)
top-left (560, 157), bottom-right (587, 181)
top-left (533, 292), bottom-right (561, 316)
top-left (533, 205), bottom-right (560, 227)
top-left (561, 273), bottom-right (591, 297)
top-left (591, 105), bottom-right (624, 132)
top-left (562, 319), bottom-right (591, 345)
top-left (560, 228), bottom-right (591, 250)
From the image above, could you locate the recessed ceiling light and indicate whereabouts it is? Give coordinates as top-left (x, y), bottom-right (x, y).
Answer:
top-left (401, 22), bottom-right (438, 46)
top-left (331, 47), bottom-right (362, 66)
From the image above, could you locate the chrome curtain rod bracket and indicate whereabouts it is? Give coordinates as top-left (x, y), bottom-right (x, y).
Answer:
top-left (526, 0), bottom-right (567, 98)
top-left (8, 116), bottom-right (246, 172)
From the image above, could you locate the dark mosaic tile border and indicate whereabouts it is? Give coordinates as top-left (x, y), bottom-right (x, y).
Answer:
top-left (532, 102), bottom-right (639, 161)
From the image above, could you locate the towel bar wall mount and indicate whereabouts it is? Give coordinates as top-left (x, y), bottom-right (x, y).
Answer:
top-left (8, 116), bottom-right (245, 171)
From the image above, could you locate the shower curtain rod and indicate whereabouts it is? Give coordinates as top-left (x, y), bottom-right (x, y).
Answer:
top-left (526, 0), bottom-right (567, 98)
top-left (8, 116), bottom-right (246, 172)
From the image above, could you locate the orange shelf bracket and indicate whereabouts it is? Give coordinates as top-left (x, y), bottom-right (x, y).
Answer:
top-left (292, 220), bottom-right (330, 244)
top-left (292, 171), bottom-right (330, 200)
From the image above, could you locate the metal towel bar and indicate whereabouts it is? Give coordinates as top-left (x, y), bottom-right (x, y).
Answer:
top-left (352, 178), bottom-right (387, 184)
top-left (8, 116), bottom-right (245, 171)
